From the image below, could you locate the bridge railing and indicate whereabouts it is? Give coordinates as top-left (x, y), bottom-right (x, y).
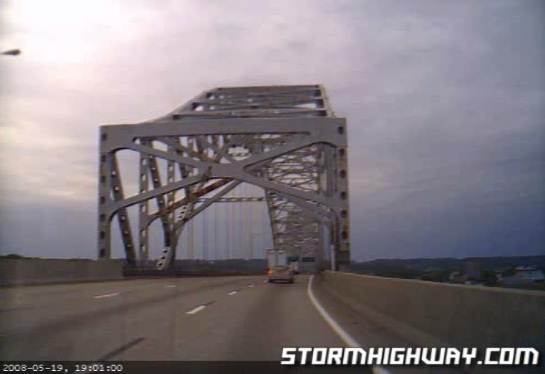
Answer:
top-left (0, 258), bottom-right (123, 286)
top-left (321, 271), bottom-right (545, 353)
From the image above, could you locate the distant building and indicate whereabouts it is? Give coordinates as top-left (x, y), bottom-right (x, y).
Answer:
top-left (501, 266), bottom-right (545, 285)
top-left (449, 271), bottom-right (461, 282)
top-left (464, 260), bottom-right (482, 281)
top-left (448, 261), bottom-right (483, 285)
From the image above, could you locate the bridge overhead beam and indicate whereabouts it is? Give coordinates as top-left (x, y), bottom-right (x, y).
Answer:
top-left (97, 85), bottom-right (350, 270)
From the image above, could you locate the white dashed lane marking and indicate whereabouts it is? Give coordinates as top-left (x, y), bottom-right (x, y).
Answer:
top-left (186, 305), bottom-right (206, 315)
top-left (186, 301), bottom-right (215, 315)
top-left (93, 292), bottom-right (120, 299)
top-left (227, 290), bottom-right (238, 295)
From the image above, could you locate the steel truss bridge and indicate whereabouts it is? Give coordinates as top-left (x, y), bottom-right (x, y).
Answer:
top-left (97, 85), bottom-right (350, 271)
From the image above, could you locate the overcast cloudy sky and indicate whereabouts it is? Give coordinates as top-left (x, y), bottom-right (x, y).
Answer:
top-left (1, 0), bottom-right (544, 261)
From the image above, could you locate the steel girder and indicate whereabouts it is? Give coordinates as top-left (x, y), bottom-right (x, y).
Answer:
top-left (97, 85), bottom-right (350, 271)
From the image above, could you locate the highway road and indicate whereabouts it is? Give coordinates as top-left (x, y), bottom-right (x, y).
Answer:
top-left (0, 275), bottom-right (352, 361)
top-left (1, 275), bottom-right (516, 373)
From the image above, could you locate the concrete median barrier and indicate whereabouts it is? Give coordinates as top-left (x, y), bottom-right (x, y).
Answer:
top-left (0, 259), bottom-right (123, 286)
top-left (322, 271), bottom-right (545, 352)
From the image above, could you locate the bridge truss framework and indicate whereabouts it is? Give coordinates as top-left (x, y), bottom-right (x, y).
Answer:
top-left (97, 85), bottom-right (350, 271)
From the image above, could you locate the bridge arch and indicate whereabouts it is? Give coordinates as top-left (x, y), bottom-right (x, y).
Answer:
top-left (97, 85), bottom-right (350, 271)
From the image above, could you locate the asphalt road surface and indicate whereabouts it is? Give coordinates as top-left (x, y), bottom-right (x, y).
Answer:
top-left (2, 275), bottom-right (523, 374)
top-left (1, 275), bottom-right (348, 361)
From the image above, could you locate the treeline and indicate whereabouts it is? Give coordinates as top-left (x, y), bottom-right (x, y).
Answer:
top-left (350, 255), bottom-right (545, 282)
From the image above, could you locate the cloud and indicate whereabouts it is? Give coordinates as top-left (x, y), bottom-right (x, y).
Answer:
top-left (1, 0), bottom-right (544, 260)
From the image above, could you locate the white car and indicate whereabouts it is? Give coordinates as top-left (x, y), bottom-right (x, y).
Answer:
top-left (267, 266), bottom-right (294, 283)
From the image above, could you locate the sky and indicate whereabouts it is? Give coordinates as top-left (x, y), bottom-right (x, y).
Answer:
top-left (0, 0), bottom-right (544, 261)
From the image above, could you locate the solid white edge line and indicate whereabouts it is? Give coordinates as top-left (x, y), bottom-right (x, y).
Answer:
top-left (186, 305), bottom-right (206, 315)
top-left (307, 275), bottom-right (359, 348)
top-left (308, 275), bottom-right (393, 374)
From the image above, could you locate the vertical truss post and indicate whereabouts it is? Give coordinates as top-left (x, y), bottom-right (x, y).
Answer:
top-left (335, 130), bottom-right (350, 271)
top-left (97, 133), bottom-right (111, 261)
top-left (138, 149), bottom-right (150, 262)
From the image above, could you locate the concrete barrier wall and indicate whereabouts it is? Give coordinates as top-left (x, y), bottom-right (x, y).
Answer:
top-left (0, 259), bottom-right (124, 286)
top-left (322, 271), bottom-right (545, 352)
